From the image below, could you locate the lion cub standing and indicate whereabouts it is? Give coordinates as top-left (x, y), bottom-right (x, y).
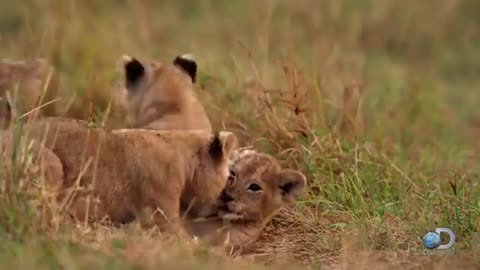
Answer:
top-left (12, 117), bottom-right (236, 234)
top-left (119, 54), bottom-right (211, 131)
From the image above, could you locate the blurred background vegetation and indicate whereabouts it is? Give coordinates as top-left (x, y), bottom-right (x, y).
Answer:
top-left (0, 0), bottom-right (479, 268)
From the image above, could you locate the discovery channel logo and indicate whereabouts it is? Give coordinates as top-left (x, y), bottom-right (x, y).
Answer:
top-left (422, 228), bottom-right (455, 256)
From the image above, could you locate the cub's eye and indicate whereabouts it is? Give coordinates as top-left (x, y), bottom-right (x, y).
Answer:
top-left (247, 183), bottom-right (262, 192)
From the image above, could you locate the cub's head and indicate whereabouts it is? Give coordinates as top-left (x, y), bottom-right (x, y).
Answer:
top-left (0, 58), bottom-right (50, 87)
top-left (218, 148), bottom-right (306, 224)
top-left (185, 131), bottom-right (238, 217)
top-left (120, 54), bottom-right (200, 129)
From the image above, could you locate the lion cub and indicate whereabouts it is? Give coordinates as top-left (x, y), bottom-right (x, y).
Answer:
top-left (0, 58), bottom-right (58, 128)
top-left (10, 117), bottom-right (236, 234)
top-left (119, 54), bottom-right (211, 131)
top-left (184, 147), bottom-right (306, 250)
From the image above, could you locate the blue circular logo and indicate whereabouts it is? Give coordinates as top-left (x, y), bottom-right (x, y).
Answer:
top-left (423, 231), bottom-right (441, 249)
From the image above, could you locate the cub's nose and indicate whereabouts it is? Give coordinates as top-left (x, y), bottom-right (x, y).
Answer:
top-left (227, 168), bottom-right (237, 185)
top-left (220, 190), bottom-right (234, 203)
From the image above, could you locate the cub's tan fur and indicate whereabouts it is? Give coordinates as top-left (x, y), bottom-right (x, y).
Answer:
top-left (119, 54), bottom-right (211, 131)
top-left (0, 58), bottom-right (59, 127)
top-left (2, 117), bottom-right (237, 234)
top-left (184, 148), bottom-right (306, 251)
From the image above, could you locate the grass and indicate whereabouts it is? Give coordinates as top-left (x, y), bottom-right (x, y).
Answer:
top-left (1, 0), bottom-right (480, 269)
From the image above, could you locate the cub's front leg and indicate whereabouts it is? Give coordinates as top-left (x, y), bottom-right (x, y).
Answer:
top-left (139, 166), bottom-right (190, 239)
top-left (148, 192), bottom-right (183, 233)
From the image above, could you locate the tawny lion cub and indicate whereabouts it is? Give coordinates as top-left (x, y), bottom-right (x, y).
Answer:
top-left (184, 148), bottom-right (307, 250)
top-left (16, 117), bottom-right (237, 234)
top-left (119, 54), bottom-right (211, 131)
top-left (0, 58), bottom-right (58, 127)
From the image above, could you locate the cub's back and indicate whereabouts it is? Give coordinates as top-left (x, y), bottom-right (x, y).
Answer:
top-left (23, 118), bottom-right (209, 189)
top-left (24, 117), bottom-right (130, 188)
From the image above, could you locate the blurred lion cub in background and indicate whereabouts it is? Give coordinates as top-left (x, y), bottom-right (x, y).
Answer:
top-left (0, 58), bottom-right (59, 128)
top-left (119, 54), bottom-right (211, 131)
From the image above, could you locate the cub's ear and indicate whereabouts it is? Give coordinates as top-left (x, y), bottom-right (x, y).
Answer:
top-left (173, 54), bottom-right (197, 83)
top-left (277, 169), bottom-right (306, 203)
top-left (123, 55), bottom-right (145, 87)
top-left (209, 131), bottom-right (238, 161)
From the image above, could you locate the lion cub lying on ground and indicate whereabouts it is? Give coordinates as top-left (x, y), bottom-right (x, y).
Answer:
top-left (184, 147), bottom-right (307, 251)
top-left (3, 117), bottom-right (237, 235)
top-left (119, 54), bottom-right (211, 131)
